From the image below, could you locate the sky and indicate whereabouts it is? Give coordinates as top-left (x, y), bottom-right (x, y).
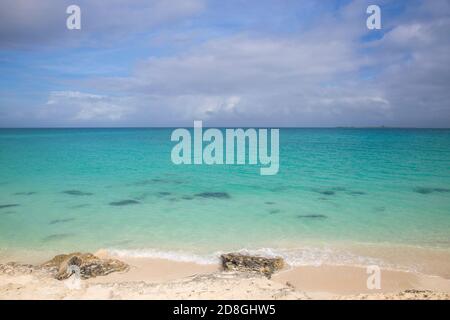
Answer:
top-left (0, 0), bottom-right (449, 128)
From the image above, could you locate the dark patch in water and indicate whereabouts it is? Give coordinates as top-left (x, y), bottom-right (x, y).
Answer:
top-left (168, 197), bottom-right (179, 202)
top-left (69, 204), bottom-right (90, 209)
top-left (348, 191), bottom-right (366, 196)
top-left (13, 192), bottom-right (36, 196)
top-left (413, 187), bottom-right (450, 195)
top-left (49, 218), bottom-right (75, 225)
top-left (269, 209), bottom-right (281, 214)
top-left (42, 233), bottom-right (74, 242)
top-left (158, 192), bottom-right (171, 196)
top-left (414, 187), bottom-right (433, 194)
top-left (195, 192), bottom-right (231, 199)
top-left (1, 211), bottom-right (15, 215)
top-left (0, 204), bottom-right (19, 209)
top-left (313, 187), bottom-right (351, 196)
top-left (373, 206), bottom-right (386, 212)
top-left (265, 201), bottom-right (275, 205)
top-left (297, 214), bottom-right (327, 219)
top-left (109, 199), bottom-right (140, 206)
top-left (315, 190), bottom-right (335, 196)
top-left (318, 197), bottom-right (329, 201)
top-left (62, 190), bottom-right (93, 196)
top-left (182, 196), bottom-right (194, 200)
top-left (434, 188), bottom-right (450, 193)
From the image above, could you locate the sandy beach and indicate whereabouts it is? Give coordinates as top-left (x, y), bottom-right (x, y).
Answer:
top-left (1, 251), bottom-right (449, 300)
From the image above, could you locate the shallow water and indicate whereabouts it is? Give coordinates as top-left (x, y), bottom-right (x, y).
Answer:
top-left (0, 128), bottom-right (449, 269)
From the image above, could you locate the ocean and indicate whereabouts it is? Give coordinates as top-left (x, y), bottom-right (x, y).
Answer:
top-left (1, 128), bottom-right (449, 272)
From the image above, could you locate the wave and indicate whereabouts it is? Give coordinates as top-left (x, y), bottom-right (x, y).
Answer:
top-left (106, 248), bottom-right (219, 265)
top-left (105, 246), bottom-right (394, 269)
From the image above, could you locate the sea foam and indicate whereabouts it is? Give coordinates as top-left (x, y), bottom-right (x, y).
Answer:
top-left (105, 246), bottom-right (392, 269)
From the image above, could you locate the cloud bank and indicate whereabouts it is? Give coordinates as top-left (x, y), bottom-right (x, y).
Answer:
top-left (1, 0), bottom-right (449, 127)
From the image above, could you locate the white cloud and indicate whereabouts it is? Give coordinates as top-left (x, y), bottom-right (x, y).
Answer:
top-left (75, 0), bottom-right (449, 127)
top-left (3, 0), bottom-right (449, 127)
top-left (0, 0), bottom-right (205, 48)
top-left (83, 30), bottom-right (386, 126)
top-left (42, 91), bottom-right (135, 122)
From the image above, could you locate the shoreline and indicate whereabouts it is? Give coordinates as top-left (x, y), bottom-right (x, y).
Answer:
top-left (2, 242), bottom-right (450, 278)
top-left (1, 251), bottom-right (449, 300)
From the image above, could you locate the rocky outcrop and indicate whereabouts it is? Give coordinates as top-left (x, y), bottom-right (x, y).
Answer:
top-left (42, 252), bottom-right (129, 280)
top-left (220, 253), bottom-right (284, 278)
top-left (0, 262), bottom-right (47, 277)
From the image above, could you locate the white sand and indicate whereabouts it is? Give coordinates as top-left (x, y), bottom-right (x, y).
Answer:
top-left (1, 254), bottom-right (449, 300)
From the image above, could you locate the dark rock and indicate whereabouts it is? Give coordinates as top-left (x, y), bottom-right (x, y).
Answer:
top-left (42, 252), bottom-right (129, 280)
top-left (297, 214), bottom-right (327, 219)
top-left (0, 204), bottom-right (19, 209)
top-left (413, 187), bottom-right (432, 194)
top-left (62, 190), bottom-right (93, 196)
top-left (348, 191), bottom-right (366, 195)
top-left (221, 253), bottom-right (284, 278)
top-left (413, 187), bottom-right (450, 194)
top-left (42, 233), bottom-right (74, 242)
top-left (313, 187), bottom-right (351, 196)
top-left (195, 192), bottom-right (231, 199)
top-left (49, 218), bottom-right (75, 225)
top-left (109, 199), bottom-right (140, 206)
top-left (13, 192), bottom-right (36, 196)
top-left (433, 188), bottom-right (450, 193)
top-left (312, 189), bottom-right (335, 196)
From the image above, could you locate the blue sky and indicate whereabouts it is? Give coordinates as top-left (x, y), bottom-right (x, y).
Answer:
top-left (0, 0), bottom-right (449, 127)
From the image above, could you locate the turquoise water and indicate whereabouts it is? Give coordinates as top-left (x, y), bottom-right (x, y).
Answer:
top-left (0, 128), bottom-right (449, 265)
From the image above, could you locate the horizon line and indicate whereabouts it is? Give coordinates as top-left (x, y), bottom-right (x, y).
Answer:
top-left (1, 126), bottom-right (450, 130)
